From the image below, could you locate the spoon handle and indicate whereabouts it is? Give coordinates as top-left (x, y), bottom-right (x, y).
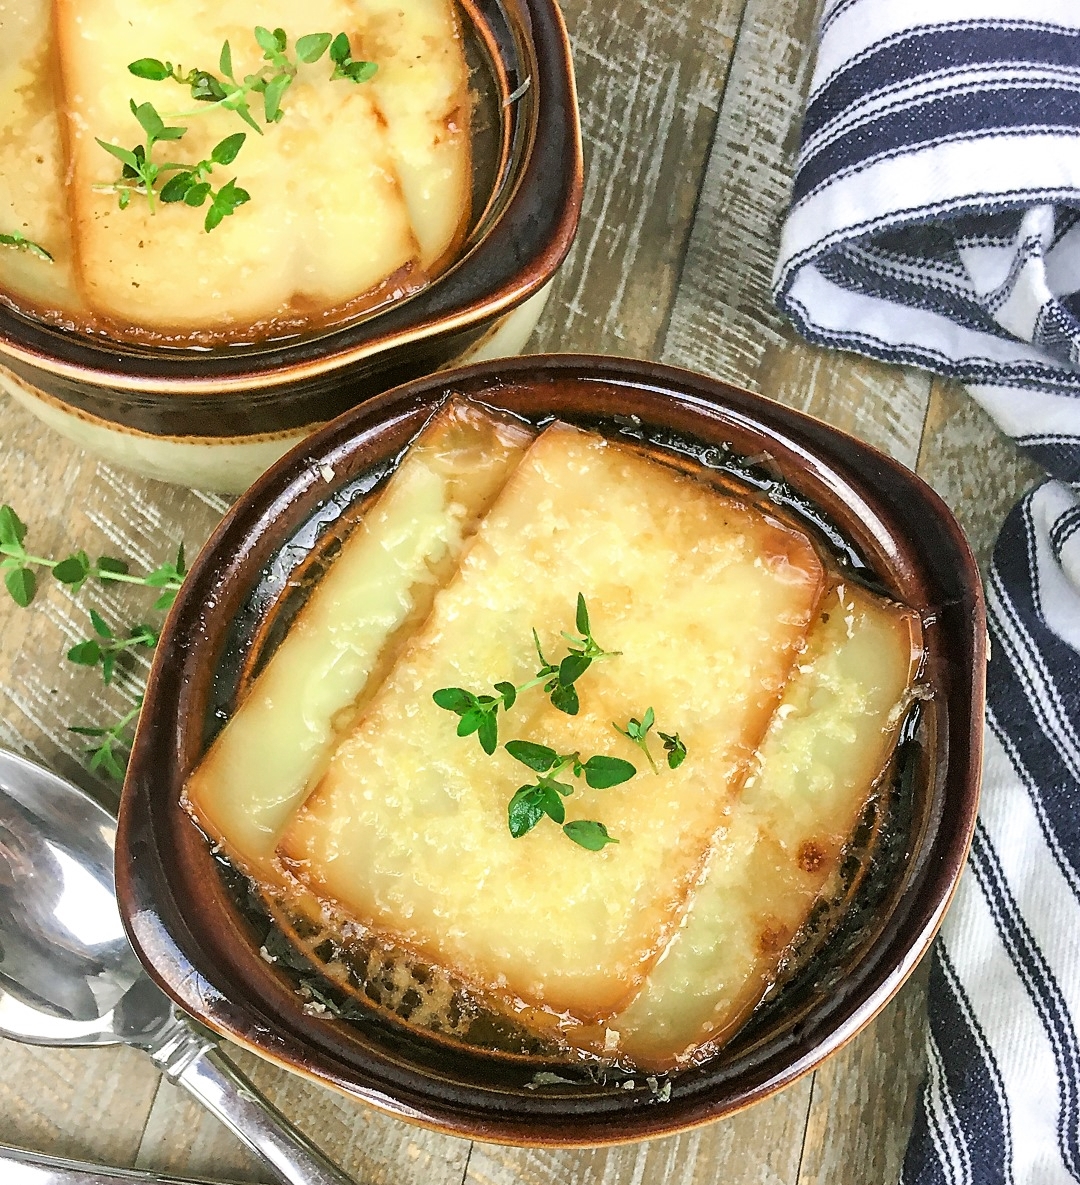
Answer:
top-left (145, 1014), bottom-right (354, 1185)
top-left (0, 1141), bottom-right (241, 1184)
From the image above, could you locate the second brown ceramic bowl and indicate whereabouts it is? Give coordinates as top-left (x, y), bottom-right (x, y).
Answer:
top-left (117, 354), bottom-right (984, 1146)
top-left (0, 0), bottom-right (581, 492)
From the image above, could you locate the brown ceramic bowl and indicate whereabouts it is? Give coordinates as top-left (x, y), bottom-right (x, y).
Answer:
top-left (0, 0), bottom-right (580, 493)
top-left (117, 354), bottom-right (984, 1145)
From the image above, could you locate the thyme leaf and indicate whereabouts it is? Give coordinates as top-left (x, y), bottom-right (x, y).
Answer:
top-left (503, 742), bottom-right (634, 845)
top-left (94, 100), bottom-right (189, 214)
top-left (431, 596), bottom-right (683, 850)
top-left (0, 505), bottom-right (187, 779)
top-left (614, 709), bottom-right (689, 773)
top-left (129, 26), bottom-right (376, 134)
top-left (70, 700), bottom-right (143, 781)
top-left (562, 820), bottom-right (618, 851)
top-left (0, 231), bottom-right (53, 262)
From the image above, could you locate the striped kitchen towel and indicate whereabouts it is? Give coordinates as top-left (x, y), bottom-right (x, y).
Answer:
top-left (773, 3), bottom-right (1080, 1183)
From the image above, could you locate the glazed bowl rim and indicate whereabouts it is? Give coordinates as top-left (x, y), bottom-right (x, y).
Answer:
top-left (117, 353), bottom-right (985, 1146)
top-left (0, 0), bottom-right (582, 397)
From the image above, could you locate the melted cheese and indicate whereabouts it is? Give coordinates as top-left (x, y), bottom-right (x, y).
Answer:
top-left (0, 0), bottom-right (79, 315)
top-left (183, 400), bottom-right (532, 877)
top-left (577, 584), bottom-right (923, 1069)
top-left (53, 0), bottom-right (469, 337)
top-left (278, 424), bottom-right (825, 1021)
top-left (357, 0), bottom-right (472, 269)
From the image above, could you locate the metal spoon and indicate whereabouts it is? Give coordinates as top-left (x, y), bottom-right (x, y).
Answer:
top-left (2, 1139), bottom-right (244, 1185)
top-left (0, 746), bottom-right (353, 1185)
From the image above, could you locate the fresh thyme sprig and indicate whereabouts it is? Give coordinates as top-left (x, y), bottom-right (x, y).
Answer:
top-left (67, 611), bottom-right (159, 686)
top-left (432, 594), bottom-right (619, 753)
top-left (130, 27), bottom-right (376, 134)
top-left (159, 132), bottom-right (250, 232)
top-left (96, 100), bottom-right (188, 213)
top-left (613, 708), bottom-right (688, 773)
top-left (101, 28), bottom-right (375, 230)
top-left (327, 32), bottom-right (379, 84)
top-left (0, 231), bottom-right (53, 262)
top-left (527, 592), bottom-right (622, 715)
top-left (562, 592), bottom-right (619, 664)
top-left (659, 729), bottom-right (688, 769)
top-left (95, 105), bottom-right (249, 232)
top-left (504, 739), bottom-right (631, 849)
top-left (0, 505), bottom-right (187, 779)
top-left (70, 699), bottom-right (143, 781)
top-left (533, 592), bottom-right (620, 715)
top-left (431, 682), bottom-right (517, 756)
top-left (1, 506), bottom-right (186, 610)
top-left (128, 59), bottom-right (229, 103)
top-left (505, 739), bottom-right (636, 788)
top-left (434, 597), bottom-right (686, 851)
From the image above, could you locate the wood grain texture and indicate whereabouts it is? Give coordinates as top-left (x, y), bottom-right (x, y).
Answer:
top-left (134, 1042), bottom-right (470, 1185)
top-left (0, 396), bottom-right (233, 1172)
top-left (915, 379), bottom-right (1044, 573)
top-left (796, 959), bottom-right (931, 1185)
top-left (658, 0), bottom-right (930, 469)
top-left (0, 1040), bottom-right (157, 1165)
top-left (528, 0), bottom-right (748, 358)
top-left (0, 395), bottom-right (227, 809)
top-left (465, 1078), bottom-right (813, 1185)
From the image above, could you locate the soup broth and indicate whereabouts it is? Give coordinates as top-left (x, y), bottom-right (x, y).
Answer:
top-left (183, 399), bottom-right (927, 1075)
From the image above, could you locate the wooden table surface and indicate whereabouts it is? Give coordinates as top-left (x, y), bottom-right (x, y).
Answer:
top-left (0, 0), bottom-right (1045, 1181)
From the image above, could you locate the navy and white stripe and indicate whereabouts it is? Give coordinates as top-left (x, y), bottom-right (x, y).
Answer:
top-left (905, 945), bottom-right (1012, 1185)
top-left (772, 3), bottom-right (1080, 1182)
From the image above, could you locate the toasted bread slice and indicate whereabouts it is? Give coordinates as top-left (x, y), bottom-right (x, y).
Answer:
top-left (358, 0), bottom-right (472, 271)
top-left (56, 0), bottom-right (419, 336)
top-left (183, 400), bottom-right (533, 879)
top-left (0, 0), bottom-right (78, 315)
top-left (588, 583), bottom-right (923, 1069)
top-left (279, 424), bottom-right (825, 1021)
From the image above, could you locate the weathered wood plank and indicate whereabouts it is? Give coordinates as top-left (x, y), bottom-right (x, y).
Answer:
top-left (660, 0), bottom-right (823, 385)
top-left (658, 0), bottom-right (930, 469)
top-left (796, 959), bottom-right (931, 1185)
top-left (464, 1078), bottom-right (813, 1185)
top-left (0, 1040), bottom-right (158, 1166)
top-left (528, 0), bottom-right (748, 358)
top-left (0, 398), bottom-right (226, 809)
top-left (133, 1041), bottom-right (471, 1185)
top-left (915, 379), bottom-right (1044, 573)
top-left (0, 402), bottom-right (200, 1174)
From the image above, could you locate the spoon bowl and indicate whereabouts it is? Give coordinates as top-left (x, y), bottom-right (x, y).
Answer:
top-left (0, 748), bottom-right (140, 1041)
top-left (0, 746), bottom-right (352, 1185)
